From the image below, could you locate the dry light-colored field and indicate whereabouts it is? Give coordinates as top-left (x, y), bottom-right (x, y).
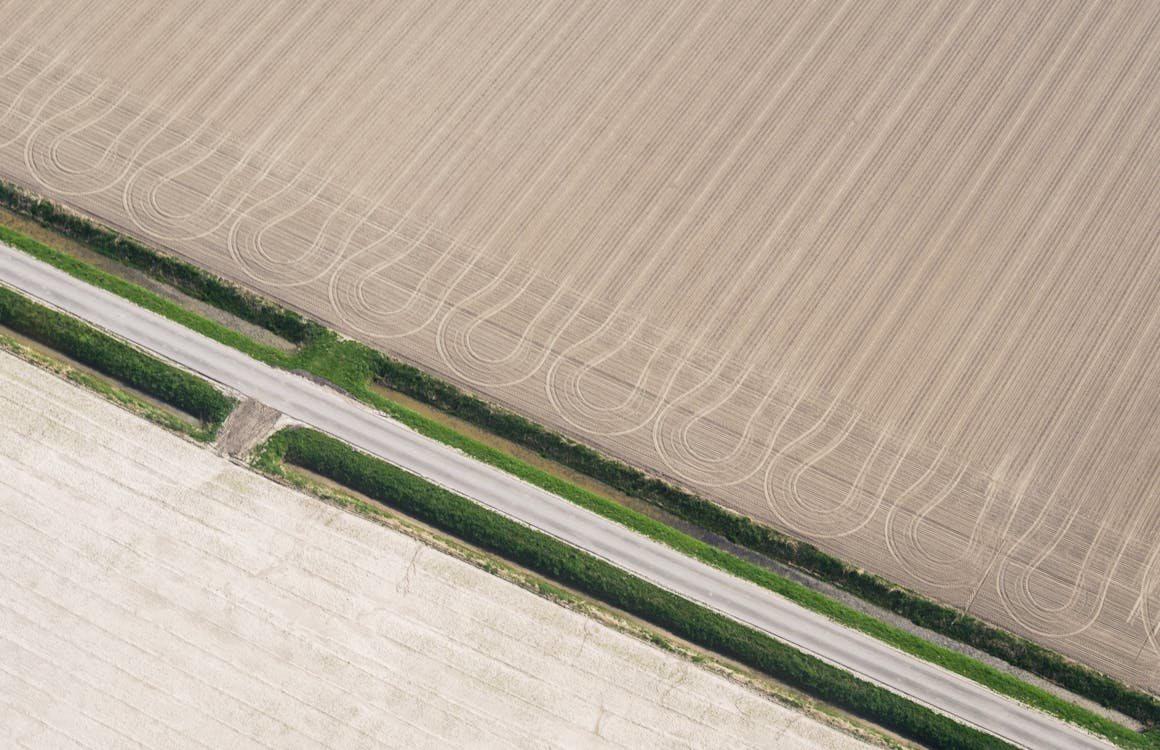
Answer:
top-left (0, 351), bottom-right (872, 749)
top-left (0, 0), bottom-right (1158, 692)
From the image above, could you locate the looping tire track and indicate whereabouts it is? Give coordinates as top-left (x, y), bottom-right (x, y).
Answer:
top-left (651, 364), bottom-right (786, 488)
top-left (768, 411), bottom-right (894, 541)
top-left (328, 223), bottom-right (485, 342)
top-left (544, 315), bottom-right (691, 438)
top-left (23, 77), bottom-right (146, 196)
top-left (995, 507), bottom-right (1134, 639)
top-left (434, 265), bottom-right (577, 389)
top-left (120, 124), bottom-right (241, 242)
top-left (1, 1), bottom-right (1158, 693)
top-left (882, 466), bottom-right (1008, 592)
top-left (227, 171), bottom-right (356, 289)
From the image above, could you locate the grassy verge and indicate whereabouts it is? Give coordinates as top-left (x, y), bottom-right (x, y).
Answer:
top-left (0, 182), bottom-right (319, 344)
top-left (0, 223), bottom-right (293, 367)
top-left (0, 286), bottom-right (233, 437)
top-left (2, 186), bottom-right (1156, 742)
top-left (255, 426), bottom-right (1013, 750)
top-left (0, 333), bottom-right (222, 441)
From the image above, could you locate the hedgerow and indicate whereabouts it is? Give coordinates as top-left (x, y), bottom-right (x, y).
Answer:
top-left (0, 286), bottom-right (233, 425)
top-left (264, 426), bottom-right (1014, 750)
top-left (368, 359), bottom-right (1160, 736)
top-left (0, 181), bottom-right (321, 344)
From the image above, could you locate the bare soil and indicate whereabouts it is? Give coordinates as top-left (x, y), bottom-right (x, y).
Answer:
top-left (1, 0), bottom-right (1157, 692)
top-left (214, 397), bottom-right (283, 458)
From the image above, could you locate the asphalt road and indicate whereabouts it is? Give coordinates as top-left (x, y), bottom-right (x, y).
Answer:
top-left (0, 244), bottom-right (1114, 750)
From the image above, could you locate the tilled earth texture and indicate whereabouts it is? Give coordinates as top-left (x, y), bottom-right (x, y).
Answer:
top-left (1, 0), bottom-right (1158, 692)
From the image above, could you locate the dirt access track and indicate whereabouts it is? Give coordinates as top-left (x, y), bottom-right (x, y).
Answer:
top-left (1, 1), bottom-right (1158, 692)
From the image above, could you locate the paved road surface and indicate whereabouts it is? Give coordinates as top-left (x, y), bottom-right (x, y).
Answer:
top-left (0, 244), bottom-right (1113, 749)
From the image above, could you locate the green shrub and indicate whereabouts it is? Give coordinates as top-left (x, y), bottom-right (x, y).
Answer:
top-left (0, 181), bottom-right (322, 344)
top-left (0, 287), bottom-right (233, 424)
top-left (266, 426), bottom-right (1013, 750)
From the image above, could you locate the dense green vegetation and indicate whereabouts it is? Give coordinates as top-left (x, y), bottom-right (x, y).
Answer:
top-left (0, 224), bottom-right (291, 368)
top-left (3, 184), bottom-right (1157, 740)
top-left (0, 182), bottom-right (321, 344)
top-left (0, 287), bottom-right (233, 428)
top-left (259, 426), bottom-right (1015, 750)
top-left (406, 374), bottom-right (1160, 728)
top-left (0, 333), bottom-right (222, 441)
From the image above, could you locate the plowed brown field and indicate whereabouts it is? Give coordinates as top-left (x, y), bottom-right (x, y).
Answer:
top-left (1, 1), bottom-right (1158, 693)
top-left (1, 351), bottom-right (872, 749)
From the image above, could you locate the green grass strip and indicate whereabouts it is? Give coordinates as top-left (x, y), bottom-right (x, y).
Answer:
top-left (257, 426), bottom-right (1015, 750)
top-left (1, 209), bottom-right (1155, 747)
top-left (0, 286), bottom-right (233, 431)
top-left (0, 182), bottom-right (318, 343)
top-left (0, 225), bottom-right (292, 368)
top-left (0, 333), bottom-right (221, 442)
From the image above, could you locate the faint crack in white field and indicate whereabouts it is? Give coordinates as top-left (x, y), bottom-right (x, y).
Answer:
top-left (0, 350), bottom-right (873, 750)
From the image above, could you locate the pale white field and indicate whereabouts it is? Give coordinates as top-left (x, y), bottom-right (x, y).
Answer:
top-left (0, 351), bottom-right (871, 750)
top-left (0, 1), bottom-right (1158, 691)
